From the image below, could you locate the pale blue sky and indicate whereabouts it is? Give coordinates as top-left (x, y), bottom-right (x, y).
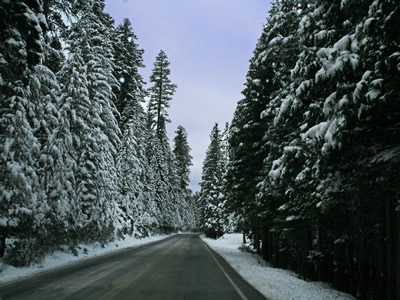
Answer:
top-left (104, 0), bottom-right (272, 192)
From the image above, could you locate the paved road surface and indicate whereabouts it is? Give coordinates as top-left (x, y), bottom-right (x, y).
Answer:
top-left (0, 234), bottom-right (265, 299)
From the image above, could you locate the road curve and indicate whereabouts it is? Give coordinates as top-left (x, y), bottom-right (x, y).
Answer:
top-left (0, 234), bottom-right (265, 300)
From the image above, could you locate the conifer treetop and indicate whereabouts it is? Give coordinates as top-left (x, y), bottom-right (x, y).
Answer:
top-left (148, 49), bottom-right (177, 137)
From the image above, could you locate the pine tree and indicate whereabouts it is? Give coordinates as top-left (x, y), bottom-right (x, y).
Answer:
top-left (173, 125), bottom-right (195, 229)
top-left (58, 1), bottom-right (120, 243)
top-left (116, 73), bottom-right (155, 236)
top-left (147, 50), bottom-right (177, 137)
top-left (113, 18), bottom-right (146, 130)
top-left (173, 126), bottom-right (193, 192)
top-left (224, 0), bottom-right (400, 297)
top-left (144, 114), bottom-right (175, 232)
top-left (28, 63), bottom-right (73, 248)
top-left (144, 123), bottom-right (163, 230)
top-left (220, 122), bottom-right (236, 233)
top-left (199, 124), bottom-right (226, 238)
top-left (226, 0), bottom-right (306, 242)
top-left (117, 110), bottom-right (151, 236)
top-left (0, 0), bottom-right (49, 265)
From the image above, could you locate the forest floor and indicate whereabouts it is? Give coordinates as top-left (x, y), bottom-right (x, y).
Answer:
top-left (201, 233), bottom-right (356, 300)
top-left (0, 234), bottom-right (169, 284)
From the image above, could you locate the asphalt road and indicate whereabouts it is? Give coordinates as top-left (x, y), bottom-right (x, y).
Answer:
top-left (0, 234), bottom-right (265, 300)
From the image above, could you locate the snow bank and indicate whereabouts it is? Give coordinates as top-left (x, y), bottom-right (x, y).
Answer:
top-left (0, 234), bottom-right (169, 284)
top-left (202, 233), bottom-right (355, 300)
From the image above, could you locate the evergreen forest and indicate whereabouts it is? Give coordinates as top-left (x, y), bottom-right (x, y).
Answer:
top-left (1, 0), bottom-right (400, 299)
top-left (198, 0), bottom-right (399, 299)
top-left (0, 0), bottom-right (196, 267)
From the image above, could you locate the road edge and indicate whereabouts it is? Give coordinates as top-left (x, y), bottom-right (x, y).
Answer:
top-left (0, 234), bottom-right (176, 288)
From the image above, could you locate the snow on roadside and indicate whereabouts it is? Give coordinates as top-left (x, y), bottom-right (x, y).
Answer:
top-left (0, 234), bottom-right (170, 284)
top-left (201, 233), bottom-right (355, 300)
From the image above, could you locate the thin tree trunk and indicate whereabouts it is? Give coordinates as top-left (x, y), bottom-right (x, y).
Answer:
top-left (377, 204), bottom-right (386, 300)
top-left (396, 208), bottom-right (400, 300)
top-left (357, 237), bottom-right (369, 300)
top-left (272, 230), bottom-right (278, 266)
top-left (345, 240), bottom-right (356, 294)
top-left (386, 196), bottom-right (395, 300)
top-left (261, 225), bottom-right (268, 261)
top-left (254, 227), bottom-right (260, 255)
top-left (333, 240), bottom-right (346, 292)
top-left (0, 233), bottom-right (5, 257)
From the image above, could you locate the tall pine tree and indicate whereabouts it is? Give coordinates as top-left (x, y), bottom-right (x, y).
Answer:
top-left (147, 50), bottom-right (177, 137)
top-left (199, 124), bottom-right (226, 238)
top-left (0, 0), bottom-right (49, 265)
top-left (173, 125), bottom-right (195, 229)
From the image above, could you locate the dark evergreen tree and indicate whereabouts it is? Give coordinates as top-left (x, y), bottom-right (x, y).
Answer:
top-left (0, 0), bottom-right (49, 265)
top-left (224, 0), bottom-right (400, 297)
top-left (113, 18), bottom-right (146, 130)
top-left (173, 126), bottom-right (193, 192)
top-left (58, 1), bottom-right (120, 243)
top-left (226, 0), bottom-right (306, 254)
top-left (147, 50), bottom-right (177, 137)
top-left (173, 125), bottom-right (195, 229)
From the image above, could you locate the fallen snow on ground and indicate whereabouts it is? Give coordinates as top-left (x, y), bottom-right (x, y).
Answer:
top-left (202, 233), bottom-right (355, 300)
top-left (0, 234), bottom-right (169, 284)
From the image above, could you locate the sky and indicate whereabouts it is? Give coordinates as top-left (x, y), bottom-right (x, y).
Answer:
top-left (104, 0), bottom-right (272, 192)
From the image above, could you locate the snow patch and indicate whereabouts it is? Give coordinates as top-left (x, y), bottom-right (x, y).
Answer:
top-left (202, 234), bottom-right (354, 300)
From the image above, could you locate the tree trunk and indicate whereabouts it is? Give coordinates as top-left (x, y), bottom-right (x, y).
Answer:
top-left (357, 238), bottom-right (369, 300)
top-left (0, 234), bottom-right (5, 257)
top-left (386, 196), bottom-right (395, 300)
top-left (377, 204), bottom-right (386, 300)
top-left (396, 208), bottom-right (400, 300)
top-left (254, 227), bottom-right (260, 255)
top-left (272, 230), bottom-right (278, 266)
top-left (242, 231), bottom-right (246, 244)
top-left (261, 225), bottom-right (268, 261)
top-left (345, 240), bottom-right (356, 295)
top-left (333, 240), bottom-right (346, 292)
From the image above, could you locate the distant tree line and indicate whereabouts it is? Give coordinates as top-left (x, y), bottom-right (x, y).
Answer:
top-left (199, 0), bottom-right (399, 299)
top-left (0, 0), bottom-right (197, 267)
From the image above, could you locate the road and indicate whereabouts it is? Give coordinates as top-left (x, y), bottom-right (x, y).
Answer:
top-left (0, 234), bottom-right (265, 300)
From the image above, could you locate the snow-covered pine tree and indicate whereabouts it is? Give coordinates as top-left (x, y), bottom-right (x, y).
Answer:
top-left (199, 124), bottom-right (226, 238)
top-left (144, 113), bottom-right (175, 232)
top-left (113, 18), bottom-right (146, 130)
top-left (251, 0), bottom-right (317, 266)
top-left (173, 126), bottom-right (193, 192)
top-left (296, 0), bottom-right (400, 296)
top-left (28, 63), bottom-right (72, 248)
top-left (145, 51), bottom-right (182, 232)
top-left (172, 125), bottom-right (195, 229)
top-left (112, 17), bottom-right (157, 237)
top-left (220, 122), bottom-right (236, 233)
top-left (117, 106), bottom-right (155, 237)
top-left (57, 24), bottom-right (93, 242)
top-left (226, 1), bottom-right (306, 254)
top-left (0, 0), bottom-right (50, 266)
top-left (143, 119), bottom-right (163, 231)
top-left (147, 50), bottom-right (177, 137)
top-left (225, 0), bottom-right (399, 297)
top-left (58, 1), bottom-right (120, 243)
